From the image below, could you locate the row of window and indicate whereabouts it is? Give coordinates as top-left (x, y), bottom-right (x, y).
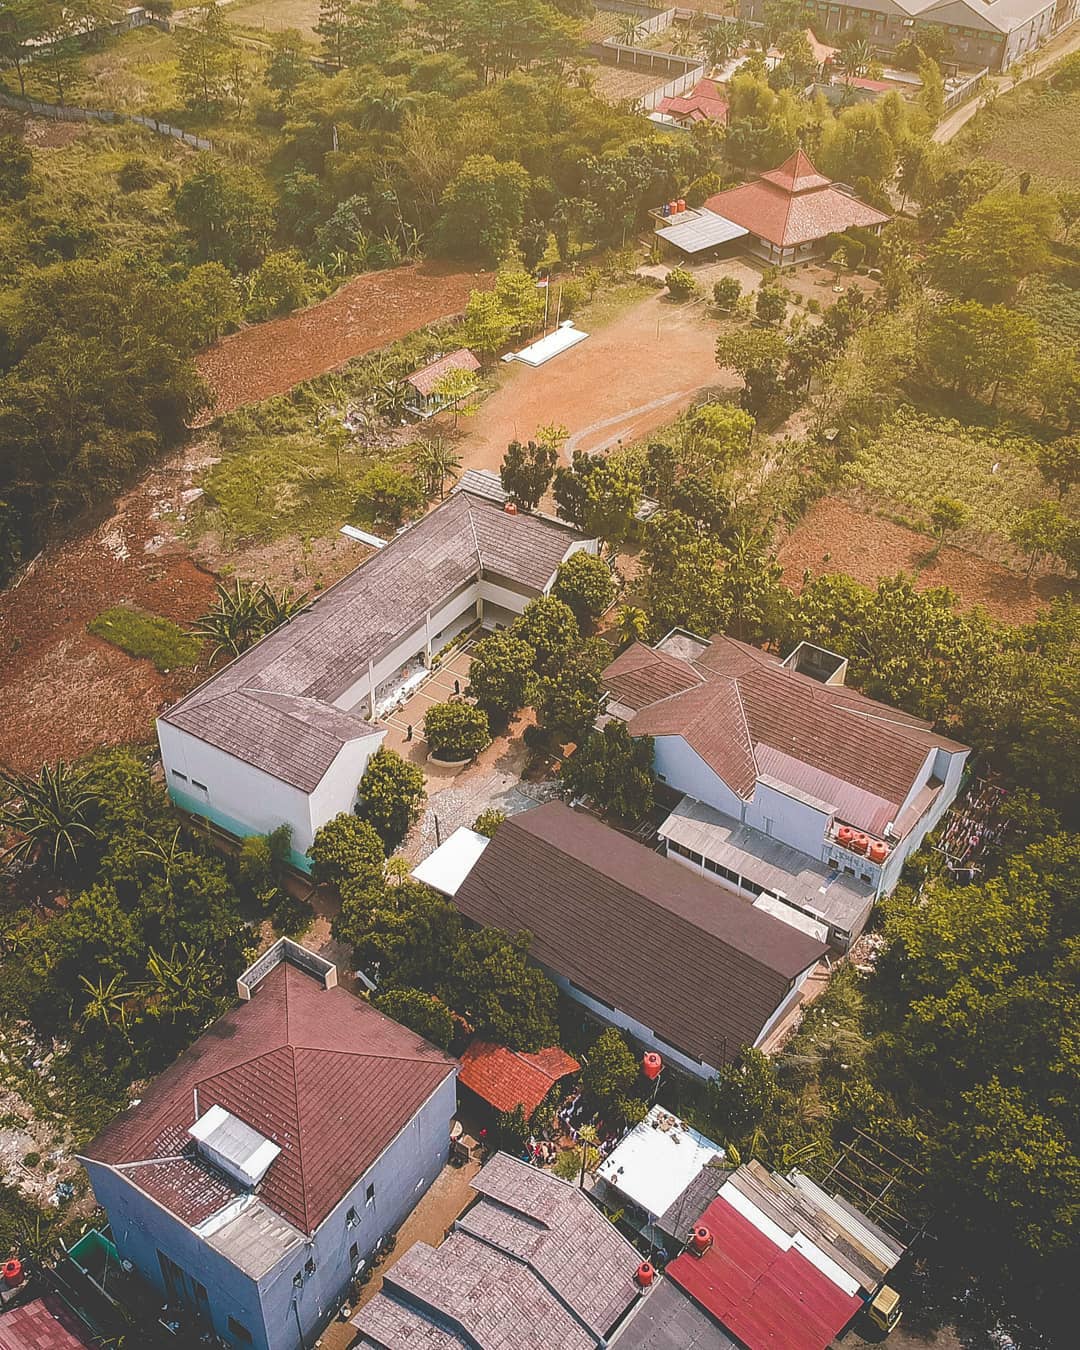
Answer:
top-left (666, 840), bottom-right (764, 896)
top-left (170, 769), bottom-right (208, 794)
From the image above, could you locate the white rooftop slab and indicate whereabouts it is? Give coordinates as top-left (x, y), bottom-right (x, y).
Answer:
top-left (410, 827), bottom-right (490, 898)
top-left (340, 525), bottom-right (386, 548)
top-left (655, 209), bottom-right (748, 255)
top-left (597, 1106), bottom-right (723, 1222)
top-left (513, 322), bottom-right (589, 367)
top-left (189, 1104), bottom-right (280, 1188)
top-left (753, 893), bottom-right (829, 943)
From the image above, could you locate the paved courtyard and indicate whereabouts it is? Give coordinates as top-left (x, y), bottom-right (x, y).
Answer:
top-left (379, 647), bottom-right (474, 753)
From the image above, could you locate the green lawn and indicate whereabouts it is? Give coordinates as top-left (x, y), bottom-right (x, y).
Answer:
top-left (851, 409), bottom-right (1055, 545)
top-left (958, 84), bottom-right (1080, 191)
top-left (88, 605), bottom-right (202, 670)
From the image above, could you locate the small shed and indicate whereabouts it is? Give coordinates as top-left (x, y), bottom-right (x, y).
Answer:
top-left (458, 1038), bottom-right (579, 1118)
top-left (404, 349), bottom-right (480, 418)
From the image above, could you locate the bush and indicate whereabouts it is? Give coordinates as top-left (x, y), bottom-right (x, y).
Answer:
top-left (270, 890), bottom-right (314, 936)
top-left (806, 298), bottom-right (822, 315)
top-left (713, 276), bottom-right (741, 310)
top-left (684, 172), bottom-right (722, 209)
top-left (755, 286), bottom-right (787, 325)
top-left (355, 463), bottom-right (424, 527)
top-left (665, 267), bottom-right (697, 301)
top-left (471, 808), bottom-right (506, 837)
top-left (551, 551), bottom-right (614, 625)
top-left (88, 606), bottom-right (201, 672)
top-left (308, 813), bottom-right (385, 889)
top-left (582, 1027), bottom-right (638, 1102)
top-left (373, 987), bottom-right (454, 1049)
top-left (0, 136), bottom-right (32, 204)
top-left (238, 834), bottom-right (275, 895)
top-left (247, 249), bottom-right (311, 320)
top-left (553, 1143), bottom-right (598, 1180)
top-left (357, 749), bottom-right (427, 852)
top-left (424, 701), bottom-right (490, 761)
top-left (116, 157), bottom-right (163, 193)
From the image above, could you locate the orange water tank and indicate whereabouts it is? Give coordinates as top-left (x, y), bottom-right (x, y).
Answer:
top-left (677, 199), bottom-right (686, 212)
top-left (852, 833), bottom-right (869, 855)
top-left (868, 840), bottom-right (888, 864)
top-left (503, 501), bottom-right (518, 515)
top-left (636, 1261), bottom-right (655, 1287)
top-left (669, 201), bottom-right (678, 215)
top-left (691, 1226), bottom-right (713, 1255)
top-left (2, 1259), bottom-right (23, 1288)
top-left (837, 825), bottom-right (855, 847)
top-left (643, 1052), bottom-right (663, 1081)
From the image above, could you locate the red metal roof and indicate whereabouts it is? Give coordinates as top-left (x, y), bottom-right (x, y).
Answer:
top-left (85, 960), bottom-right (457, 1235)
top-left (406, 348), bottom-right (479, 396)
top-left (458, 1039), bottom-right (579, 1116)
top-left (656, 78), bottom-right (728, 124)
top-left (0, 1297), bottom-right (96, 1350)
top-left (703, 150), bottom-right (890, 248)
top-left (668, 1194), bottom-right (862, 1350)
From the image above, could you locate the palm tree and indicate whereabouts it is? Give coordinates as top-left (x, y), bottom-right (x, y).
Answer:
top-left (414, 437), bottom-right (463, 498)
top-left (614, 605), bottom-right (649, 649)
top-left (78, 973), bottom-right (135, 1041)
top-left (670, 25), bottom-right (699, 58)
top-left (370, 376), bottom-right (410, 422)
top-left (614, 16), bottom-right (641, 59)
top-left (577, 1123), bottom-right (600, 1186)
top-left (0, 761), bottom-right (97, 880)
top-left (144, 944), bottom-right (214, 1021)
top-left (837, 38), bottom-right (873, 80)
top-left (191, 580), bottom-right (267, 662)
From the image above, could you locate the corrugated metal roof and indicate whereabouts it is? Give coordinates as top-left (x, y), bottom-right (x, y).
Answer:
top-left (656, 210), bottom-right (748, 255)
top-left (458, 1038), bottom-right (579, 1116)
top-left (789, 1172), bottom-right (904, 1272)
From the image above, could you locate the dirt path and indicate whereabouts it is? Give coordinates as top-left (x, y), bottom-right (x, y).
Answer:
top-left (777, 496), bottom-right (1073, 624)
top-left (455, 289), bottom-right (735, 469)
top-left (195, 260), bottom-right (492, 420)
top-left (0, 448), bottom-right (218, 773)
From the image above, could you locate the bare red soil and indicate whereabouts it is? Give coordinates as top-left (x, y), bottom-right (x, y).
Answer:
top-left (195, 260), bottom-right (491, 419)
top-left (777, 496), bottom-right (1074, 625)
top-left (0, 450), bottom-right (217, 773)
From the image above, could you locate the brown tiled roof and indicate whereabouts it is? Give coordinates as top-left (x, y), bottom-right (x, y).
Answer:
top-left (84, 961), bottom-right (456, 1235)
top-left (163, 491), bottom-right (585, 790)
top-left (603, 637), bottom-right (968, 834)
top-left (451, 804), bottom-right (826, 1065)
top-left (406, 348), bottom-right (480, 397)
top-left (458, 1039), bottom-right (579, 1116)
top-left (703, 150), bottom-right (889, 248)
top-left (353, 1153), bottom-right (642, 1348)
top-left (0, 1297), bottom-right (97, 1350)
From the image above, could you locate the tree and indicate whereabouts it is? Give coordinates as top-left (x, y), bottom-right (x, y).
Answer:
top-left (538, 637), bottom-right (610, 742)
top-left (424, 701), bottom-right (490, 761)
top-left (755, 285), bottom-right (787, 325)
top-left (460, 289), bottom-right (514, 365)
top-left (414, 436), bottom-right (462, 498)
top-left (178, 262), bottom-right (242, 346)
top-left (551, 551), bottom-right (613, 626)
top-left (500, 438), bottom-right (557, 511)
top-left (713, 276), bottom-right (741, 310)
top-left (247, 250), bottom-right (310, 320)
top-left (1056, 190), bottom-right (1080, 243)
top-left (177, 1), bottom-right (234, 115)
top-left (686, 401), bottom-right (755, 476)
top-left (265, 27), bottom-right (309, 107)
top-left (0, 761), bottom-right (96, 881)
top-left (642, 511), bottom-right (728, 638)
top-left (923, 301), bottom-right (1040, 403)
top-left (561, 721), bottom-right (654, 821)
top-left (357, 749), bottom-right (427, 852)
top-left (373, 986), bottom-right (454, 1049)
top-left (614, 604), bottom-right (649, 648)
top-left (447, 926), bottom-right (559, 1050)
top-left (308, 812), bottom-right (386, 891)
top-left (665, 267), bottom-right (697, 301)
top-left (718, 530), bottom-right (790, 644)
top-left (0, 0), bottom-right (48, 99)
top-left (929, 497), bottom-right (968, 544)
top-left (431, 367), bottom-right (479, 426)
top-left (356, 463), bottom-right (424, 526)
top-left (174, 157), bottom-right (274, 272)
top-left (706, 1047), bottom-right (778, 1140)
top-left (341, 880), bottom-right (461, 989)
top-left (467, 630), bottom-right (537, 722)
top-left (471, 808), bottom-right (506, 837)
top-left (438, 154), bottom-right (530, 263)
top-left (581, 1027), bottom-right (637, 1102)
top-left (925, 195), bottom-right (1055, 302)
top-left (315, 0), bottom-right (353, 70)
top-left (512, 596), bottom-right (580, 676)
top-left (1036, 436), bottom-right (1080, 498)
top-left (1010, 503), bottom-right (1070, 576)
top-left (553, 451), bottom-right (641, 549)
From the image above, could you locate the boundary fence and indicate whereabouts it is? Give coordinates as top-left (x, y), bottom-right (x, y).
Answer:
top-left (0, 90), bottom-right (213, 151)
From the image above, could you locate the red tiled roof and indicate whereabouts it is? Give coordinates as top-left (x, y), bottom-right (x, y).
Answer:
top-left (85, 961), bottom-right (457, 1235)
top-left (656, 78), bottom-right (728, 123)
top-left (703, 150), bottom-right (890, 248)
top-left (603, 636), bottom-right (966, 835)
top-left (668, 1194), bottom-right (862, 1350)
top-left (406, 348), bottom-right (479, 396)
top-left (458, 1039), bottom-right (579, 1116)
top-left (0, 1297), bottom-right (96, 1350)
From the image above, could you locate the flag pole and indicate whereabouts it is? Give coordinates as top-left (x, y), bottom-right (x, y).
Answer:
top-left (544, 276), bottom-right (550, 332)
top-left (554, 284), bottom-right (562, 330)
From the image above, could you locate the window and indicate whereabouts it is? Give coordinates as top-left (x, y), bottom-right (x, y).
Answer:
top-left (741, 878), bottom-right (763, 897)
top-left (227, 1317), bottom-right (253, 1345)
top-left (171, 770), bottom-right (188, 783)
top-left (365, 1183), bottom-right (375, 1205)
top-left (762, 817), bottom-right (774, 838)
top-left (349, 1243), bottom-right (359, 1265)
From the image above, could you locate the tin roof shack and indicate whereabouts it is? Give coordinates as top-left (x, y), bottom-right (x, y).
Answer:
top-left (458, 1039), bottom-right (580, 1118)
top-left (403, 348), bottom-right (480, 418)
top-left (79, 941), bottom-right (458, 1350)
top-left (602, 633), bottom-right (969, 949)
top-left (353, 1152), bottom-right (645, 1349)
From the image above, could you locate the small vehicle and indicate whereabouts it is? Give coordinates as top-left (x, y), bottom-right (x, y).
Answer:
top-left (868, 1285), bottom-right (903, 1333)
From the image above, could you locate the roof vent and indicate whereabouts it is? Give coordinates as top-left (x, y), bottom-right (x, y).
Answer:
top-left (189, 1105), bottom-right (280, 1188)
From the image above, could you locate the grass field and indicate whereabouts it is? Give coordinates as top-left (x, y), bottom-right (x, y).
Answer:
top-left (852, 409), bottom-right (1056, 548)
top-left (228, 0), bottom-right (322, 40)
top-left (1015, 275), bottom-right (1080, 349)
top-left (88, 605), bottom-right (202, 670)
top-left (958, 84), bottom-right (1080, 190)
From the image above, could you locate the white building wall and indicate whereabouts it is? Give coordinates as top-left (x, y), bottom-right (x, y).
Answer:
top-left (306, 732), bottom-right (385, 846)
top-left (879, 747), bottom-right (968, 893)
top-left (753, 965), bottom-right (814, 1046)
top-left (745, 781), bottom-right (832, 859)
top-left (651, 736), bottom-right (746, 818)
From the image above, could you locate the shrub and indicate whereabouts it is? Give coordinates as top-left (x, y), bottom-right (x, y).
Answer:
top-left (424, 701), bottom-right (490, 761)
top-left (308, 813), bottom-right (385, 889)
top-left (806, 298), bottom-right (822, 315)
top-left (713, 276), bottom-right (741, 310)
top-left (373, 987), bottom-right (454, 1049)
top-left (357, 749), bottom-right (427, 852)
top-left (116, 157), bottom-right (162, 193)
top-left (247, 249), bottom-right (311, 320)
top-left (553, 1143), bottom-right (599, 1180)
top-left (551, 551), bottom-right (614, 625)
top-left (270, 890), bottom-right (314, 936)
top-left (755, 286), bottom-right (787, 325)
top-left (355, 464), bottom-right (424, 526)
top-left (684, 172), bottom-right (722, 208)
top-left (238, 834), bottom-right (275, 895)
top-left (471, 808), bottom-right (506, 837)
top-left (88, 606), bottom-right (201, 672)
top-left (582, 1027), bottom-right (638, 1102)
top-left (665, 267), bottom-right (697, 301)
top-left (0, 136), bottom-right (32, 204)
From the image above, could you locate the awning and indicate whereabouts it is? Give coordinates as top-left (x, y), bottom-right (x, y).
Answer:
top-left (655, 209), bottom-right (748, 255)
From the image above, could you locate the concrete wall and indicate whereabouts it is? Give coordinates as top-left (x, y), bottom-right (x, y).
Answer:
top-left (306, 733), bottom-right (385, 848)
top-left (745, 781), bottom-right (832, 858)
top-left (652, 736), bottom-right (746, 818)
top-left (879, 747), bottom-right (967, 892)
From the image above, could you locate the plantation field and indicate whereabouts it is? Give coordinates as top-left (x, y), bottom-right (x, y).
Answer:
top-left (958, 85), bottom-right (1080, 190)
top-left (1015, 276), bottom-right (1080, 349)
top-left (590, 64), bottom-right (670, 104)
top-left (228, 0), bottom-right (322, 40)
top-left (851, 410), bottom-right (1057, 551)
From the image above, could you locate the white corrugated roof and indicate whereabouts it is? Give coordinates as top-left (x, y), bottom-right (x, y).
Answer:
top-left (656, 209), bottom-right (748, 254)
top-left (411, 828), bottom-right (490, 897)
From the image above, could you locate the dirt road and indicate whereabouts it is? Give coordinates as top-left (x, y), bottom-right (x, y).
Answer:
top-left (457, 288), bottom-right (735, 470)
top-left (195, 260), bottom-right (491, 420)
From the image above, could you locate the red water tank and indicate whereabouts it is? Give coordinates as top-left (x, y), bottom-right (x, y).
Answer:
top-left (837, 825), bottom-right (855, 847)
top-left (851, 833), bottom-right (869, 855)
top-left (636, 1261), bottom-right (655, 1287)
top-left (868, 840), bottom-right (888, 864)
top-left (668, 201), bottom-right (678, 215)
top-left (691, 1226), bottom-right (713, 1255)
top-left (503, 501), bottom-right (518, 515)
top-left (642, 1052), bottom-right (663, 1081)
top-left (2, 1259), bottom-right (23, 1288)
top-left (677, 199), bottom-right (686, 213)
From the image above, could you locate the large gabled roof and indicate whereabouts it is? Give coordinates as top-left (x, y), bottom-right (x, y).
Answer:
top-left (451, 803), bottom-right (826, 1066)
top-left (162, 490), bottom-right (586, 790)
top-left (84, 957), bottom-right (456, 1236)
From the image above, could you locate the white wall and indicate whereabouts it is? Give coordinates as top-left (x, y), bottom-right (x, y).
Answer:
top-left (652, 736), bottom-right (746, 818)
top-left (752, 965), bottom-right (813, 1047)
top-left (745, 781), bottom-right (832, 858)
top-left (880, 747), bottom-right (968, 893)
top-left (306, 732), bottom-right (385, 845)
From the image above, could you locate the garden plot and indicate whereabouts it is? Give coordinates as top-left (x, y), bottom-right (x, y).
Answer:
top-left (959, 85), bottom-right (1080, 190)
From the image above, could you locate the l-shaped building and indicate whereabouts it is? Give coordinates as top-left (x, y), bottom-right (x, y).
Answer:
top-left (158, 478), bottom-right (595, 868)
top-left (601, 631), bottom-right (969, 948)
